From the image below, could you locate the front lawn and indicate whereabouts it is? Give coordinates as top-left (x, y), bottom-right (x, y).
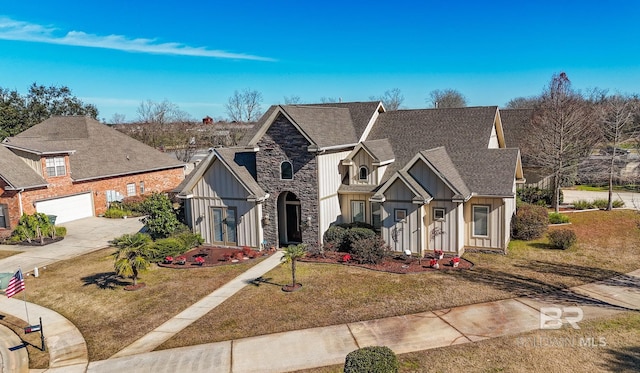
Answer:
top-left (159, 210), bottom-right (640, 350)
top-left (0, 248), bottom-right (22, 260)
top-left (10, 210), bottom-right (640, 367)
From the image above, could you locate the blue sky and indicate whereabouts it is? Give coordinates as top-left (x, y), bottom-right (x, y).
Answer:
top-left (1, 1), bottom-right (639, 122)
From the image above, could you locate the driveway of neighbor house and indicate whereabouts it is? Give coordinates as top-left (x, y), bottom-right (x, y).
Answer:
top-left (0, 216), bottom-right (144, 274)
top-left (562, 189), bottom-right (640, 209)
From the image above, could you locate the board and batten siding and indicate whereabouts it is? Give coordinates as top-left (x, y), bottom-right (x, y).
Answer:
top-left (464, 197), bottom-right (506, 249)
top-left (408, 161), bottom-right (455, 199)
top-left (318, 150), bottom-right (350, 242)
top-left (381, 180), bottom-right (421, 254)
top-left (188, 159), bottom-right (261, 248)
top-left (350, 148), bottom-right (373, 185)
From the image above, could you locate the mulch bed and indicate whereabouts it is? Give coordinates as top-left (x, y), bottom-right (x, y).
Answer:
top-left (158, 246), bottom-right (274, 269)
top-left (300, 251), bottom-right (473, 274)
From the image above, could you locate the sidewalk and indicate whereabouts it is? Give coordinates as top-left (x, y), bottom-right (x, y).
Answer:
top-left (86, 269), bottom-right (640, 373)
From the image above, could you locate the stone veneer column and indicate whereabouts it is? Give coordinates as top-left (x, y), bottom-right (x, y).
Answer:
top-left (255, 114), bottom-right (319, 247)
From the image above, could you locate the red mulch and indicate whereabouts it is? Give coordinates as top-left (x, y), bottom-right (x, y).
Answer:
top-left (299, 252), bottom-right (473, 274)
top-left (158, 246), bottom-right (274, 269)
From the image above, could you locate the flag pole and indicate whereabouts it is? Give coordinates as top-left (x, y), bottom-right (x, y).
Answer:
top-left (19, 267), bottom-right (30, 324)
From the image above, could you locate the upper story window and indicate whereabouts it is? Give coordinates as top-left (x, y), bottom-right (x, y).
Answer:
top-left (281, 161), bottom-right (293, 180)
top-left (45, 157), bottom-right (66, 177)
top-left (358, 166), bottom-right (369, 181)
top-left (0, 204), bottom-right (8, 228)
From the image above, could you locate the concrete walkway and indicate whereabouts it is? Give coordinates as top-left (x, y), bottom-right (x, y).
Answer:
top-left (85, 269), bottom-right (640, 373)
top-left (0, 324), bottom-right (28, 373)
top-left (110, 251), bottom-right (284, 358)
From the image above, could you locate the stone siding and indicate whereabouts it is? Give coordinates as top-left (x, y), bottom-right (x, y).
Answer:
top-left (256, 114), bottom-right (319, 246)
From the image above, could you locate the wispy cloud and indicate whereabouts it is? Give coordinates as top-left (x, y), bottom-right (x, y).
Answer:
top-left (0, 16), bottom-right (275, 61)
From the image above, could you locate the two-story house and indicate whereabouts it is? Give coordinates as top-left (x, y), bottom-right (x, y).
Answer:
top-left (177, 102), bottom-right (524, 255)
top-left (0, 116), bottom-right (185, 236)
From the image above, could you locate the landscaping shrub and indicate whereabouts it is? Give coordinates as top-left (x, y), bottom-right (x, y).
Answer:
top-left (323, 225), bottom-right (347, 246)
top-left (337, 221), bottom-right (375, 230)
top-left (151, 237), bottom-right (186, 262)
top-left (172, 231), bottom-right (203, 250)
top-left (344, 346), bottom-right (398, 373)
top-left (350, 237), bottom-right (391, 264)
top-left (511, 204), bottom-right (549, 240)
top-left (10, 212), bottom-right (59, 243)
top-left (517, 187), bottom-right (560, 206)
top-left (120, 195), bottom-right (150, 214)
top-left (103, 207), bottom-right (134, 219)
top-left (548, 229), bottom-right (577, 250)
top-left (140, 193), bottom-right (183, 239)
top-left (342, 227), bottom-right (377, 252)
top-left (613, 199), bottom-right (625, 208)
top-left (572, 200), bottom-right (594, 210)
top-left (593, 199), bottom-right (609, 209)
top-left (548, 212), bottom-right (570, 224)
top-left (55, 226), bottom-right (67, 237)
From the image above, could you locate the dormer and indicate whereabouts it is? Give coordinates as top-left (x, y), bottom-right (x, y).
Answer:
top-left (341, 139), bottom-right (395, 186)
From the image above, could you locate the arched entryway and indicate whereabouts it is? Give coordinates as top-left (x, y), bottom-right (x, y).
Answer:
top-left (277, 191), bottom-right (302, 245)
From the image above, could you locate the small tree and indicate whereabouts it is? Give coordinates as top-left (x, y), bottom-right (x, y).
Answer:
top-left (511, 204), bottom-right (549, 240)
top-left (281, 244), bottom-right (306, 288)
top-left (112, 233), bottom-right (154, 286)
top-left (141, 193), bottom-right (183, 239)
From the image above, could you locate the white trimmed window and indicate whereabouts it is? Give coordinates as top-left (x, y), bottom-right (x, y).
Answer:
top-left (472, 205), bottom-right (489, 237)
top-left (351, 200), bottom-right (365, 223)
top-left (433, 208), bottom-right (445, 221)
top-left (139, 181), bottom-right (145, 194)
top-left (126, 183), bottom-right (136, 197)
top-left (394, 209), bottom-right (407, 222)
top-left (45, 157), bottom-right (66, 177)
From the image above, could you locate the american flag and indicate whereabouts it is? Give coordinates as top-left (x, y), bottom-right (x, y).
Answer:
top-left (5, 269), bottom-right (25, 298)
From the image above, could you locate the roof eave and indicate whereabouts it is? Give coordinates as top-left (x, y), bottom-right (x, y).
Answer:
top-left (3, 144), bottom-right (76, 156)
top-left (72, 164), bottom-right (184, 182)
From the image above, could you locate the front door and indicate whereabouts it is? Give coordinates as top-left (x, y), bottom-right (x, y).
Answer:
top-left (211, 207), bottom-right (237, 246)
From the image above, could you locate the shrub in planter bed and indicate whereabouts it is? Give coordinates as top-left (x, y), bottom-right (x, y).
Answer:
top-left (350, 237), bottom-right (391, 265)
top-left (548, 212), bottom-right (570, 224)
top-left (511, 204), bottom-right (549, 240)
top-left (548, 229), bottom-right (577, 250)
top-left (151, 237), bottom-right (186, 262)
top-left (323, 226), bottom-right (347, 247)
top-left (572, 199), bottom-right (594, 210)
top-left (344, 346), bottom-right (398, 373)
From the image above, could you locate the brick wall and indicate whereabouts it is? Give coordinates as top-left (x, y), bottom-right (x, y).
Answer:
top-left (0, 166), bottom-right (184, 231)
top-left (255, 114), bottom-right (319, 246)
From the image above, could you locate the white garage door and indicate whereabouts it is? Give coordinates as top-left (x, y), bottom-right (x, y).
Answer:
top-left (35, 192), bottom-right (94, 224)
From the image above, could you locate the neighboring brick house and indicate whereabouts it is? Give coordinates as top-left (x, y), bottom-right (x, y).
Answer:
top-left (0, 116), bottom-right (185, 236)
top-left (177, 102), bottom-right (524, 255)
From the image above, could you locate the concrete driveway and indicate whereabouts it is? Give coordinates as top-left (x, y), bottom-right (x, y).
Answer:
top-left (562, 189), bottom-right (640, 209)
top-left (0, 216), bottom-right (144, 274)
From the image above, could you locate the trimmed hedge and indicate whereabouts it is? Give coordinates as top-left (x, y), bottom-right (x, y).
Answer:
top-left (323, 225), bottom-right (377, 253)
top-left (344, 346), bottom-right (398, 373)
top-left (351, 237), bottom-right (391, 264)
top-left (511, 204), bottom-right (549, 240)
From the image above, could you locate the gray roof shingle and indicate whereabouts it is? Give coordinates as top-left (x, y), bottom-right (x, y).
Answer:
top-left (0, 145), bottom-right (48, 190)
top-left (367, 106), bottom-right (519, 196)
top-left (4, 116), bottom-right (184, 181)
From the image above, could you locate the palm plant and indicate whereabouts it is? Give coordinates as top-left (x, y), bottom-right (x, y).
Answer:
top-left (112, 233), bottom-right (154, 286)
top-left (281, 243), bottom-right (306, 287)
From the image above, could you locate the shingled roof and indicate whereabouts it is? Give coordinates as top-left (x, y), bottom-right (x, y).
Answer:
top-left (177, 148), bottom-right (266, 201)
top-left (366, 106), bottom-right (520, 196)
top-left (500, 108), bottom-right (533, 149)
top-left (3, 116), bottom-right (184, 181)
top-left (244, 102), bottom-right (382, 149)
top-left (0, 145), bottom-right (47, 190)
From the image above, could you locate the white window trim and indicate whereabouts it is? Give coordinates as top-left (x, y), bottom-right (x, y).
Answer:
top-left (394, 208), bottom-right (407, 222)
top-left (280, 161), bottom-right (293, 180)
top-left (0, 204), bottom-right (8, 229)
top-left (126, 183), bottom-right (136, 197)
top-left (351, 200), bottom-right (365, 223)
top-left (433, 207), bottom-right (446, 221)
top-left (45, 156), bottom-right (66, 177)
top-left (472, 205), bottom-right (490, 237)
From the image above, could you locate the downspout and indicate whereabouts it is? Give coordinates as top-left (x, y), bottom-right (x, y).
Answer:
top-left (18, 188), bottom-right (24, 216)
